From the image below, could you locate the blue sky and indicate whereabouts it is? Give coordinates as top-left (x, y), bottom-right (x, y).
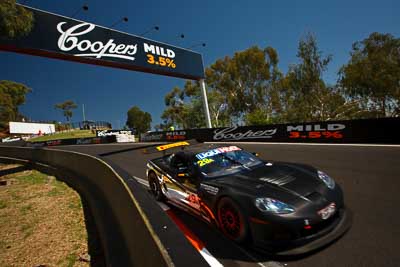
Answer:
top-left (1, 0), bottom-right (399, 128)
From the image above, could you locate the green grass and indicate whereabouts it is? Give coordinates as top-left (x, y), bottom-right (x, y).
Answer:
top-left (1, 166), bottom-right (88, 266)
top-left (47, 180), bottom-right (68, 197)
top-left (17, 171), bottom-right (47, 184)
top-left (19, 205), bottom-right (32, 215)
top-left (28, 130), bottom-right (95, 142)
top-left (68, 199), bottom-right (82, 211)
top-left (65, 252), bottom-right (78, 267)
top-left (20, 223), bottom-right (34, 239)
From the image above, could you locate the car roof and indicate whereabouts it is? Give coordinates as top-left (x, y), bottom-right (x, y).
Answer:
top-left (173, 143), bottom-right (242, 158)
top-left (150, 143), bottom-right (244, 161)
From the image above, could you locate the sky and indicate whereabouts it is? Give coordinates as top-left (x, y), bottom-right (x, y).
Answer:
top-left (1, 0), bottom-right (399, 129)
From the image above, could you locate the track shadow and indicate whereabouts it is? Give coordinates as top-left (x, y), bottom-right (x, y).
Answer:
top-left (80, 195), bottom-right (106, 267)
top-left (0, 165), bottom-right (30, 177)
top-left (98, 144), bottom-right (161, 157)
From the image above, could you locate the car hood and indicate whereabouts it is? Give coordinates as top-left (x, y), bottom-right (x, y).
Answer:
top-left (212, 162), bottom-right (323, 201)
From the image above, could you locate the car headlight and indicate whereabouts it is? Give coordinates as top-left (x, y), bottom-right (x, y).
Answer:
top-left (255, 198), bottom-right (295, 214)
top-left (318, 170), bottom-right (335, 189)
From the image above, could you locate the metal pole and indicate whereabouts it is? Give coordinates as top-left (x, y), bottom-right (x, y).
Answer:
top-left (200, 79), bottom-right (212, 128)
top-left (82, 104), bottom-right (86, 121)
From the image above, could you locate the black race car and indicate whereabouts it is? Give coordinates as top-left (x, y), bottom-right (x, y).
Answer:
top-left (145, 141), bottom-right (351, 255)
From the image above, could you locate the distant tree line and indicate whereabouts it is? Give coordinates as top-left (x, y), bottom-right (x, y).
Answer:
top-left (0, 80), bottom-right (31, 130)
top-left (0, 0), bottom-right (33, 39)
top-left (157, 32), bottom-right (400, 130)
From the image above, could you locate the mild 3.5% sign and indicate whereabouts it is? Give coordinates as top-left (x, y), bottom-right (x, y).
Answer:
top-left (144, 43), bottom-right (176, 69)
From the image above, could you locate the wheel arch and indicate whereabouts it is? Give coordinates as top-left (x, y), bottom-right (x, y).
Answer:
top-left (147, 169), bottom-right (157, 180)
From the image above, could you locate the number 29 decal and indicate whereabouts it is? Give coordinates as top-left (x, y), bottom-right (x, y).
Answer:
top-left (197, 158), bottom-right (214, 167)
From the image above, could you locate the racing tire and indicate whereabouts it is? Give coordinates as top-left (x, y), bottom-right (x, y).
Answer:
top-left (148, 172), bottom-right (165, 201)
top-left (217, 197), bottom-right (249, 243)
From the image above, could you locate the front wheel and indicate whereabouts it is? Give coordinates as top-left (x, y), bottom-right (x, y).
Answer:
top-left (217, 197), bottom-right (249, 243)
top-left (148, 172), bottom-right (164, 201)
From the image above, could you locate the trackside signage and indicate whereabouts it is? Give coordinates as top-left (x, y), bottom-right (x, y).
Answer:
top-left (213, 126), bottom-right (277, 141)
top-left (0, 5), bottom-right (204, 80)
top-left (140, 118), bottom-right (400, 144)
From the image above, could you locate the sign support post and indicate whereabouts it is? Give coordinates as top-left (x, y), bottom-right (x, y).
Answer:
top-left (200, 79), bottom-right (212, 128)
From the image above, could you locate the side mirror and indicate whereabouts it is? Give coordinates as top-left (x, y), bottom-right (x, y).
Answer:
top-left (177, 172), bottom-right (189, 178)
top-left (177, 166), bottom-right (190, 179)
top-left (252, 152), bottom-right (259, 157)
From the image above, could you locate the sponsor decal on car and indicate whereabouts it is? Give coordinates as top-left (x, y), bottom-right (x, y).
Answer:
top-left (318, 202), bottom-right (336, 220)
top-left (156, 141), bottom-right (190, 151)
top-left (186, 193), bottom-right (200, 205)
top-left (196, 146), bottom-right (241, 160)
top-left (197, 158), bottom-right (214, 167)
top-left (200, 184), bottom-right (219, 195)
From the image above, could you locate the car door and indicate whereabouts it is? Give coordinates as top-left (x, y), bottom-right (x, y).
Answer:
top-left (165, 153), bottom-right (201, 211)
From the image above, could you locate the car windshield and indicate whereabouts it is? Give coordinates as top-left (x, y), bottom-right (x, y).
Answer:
top-left (194, 146), bottom-right (263, 178)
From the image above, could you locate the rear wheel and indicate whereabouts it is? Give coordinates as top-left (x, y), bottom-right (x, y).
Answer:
top-left (217, 197), bottom-right (249, 243)
top-left (148, 172), bottom-right (164, 201)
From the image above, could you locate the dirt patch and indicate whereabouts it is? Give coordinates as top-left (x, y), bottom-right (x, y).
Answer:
top-left (0, 164), bottom-right (89, 267)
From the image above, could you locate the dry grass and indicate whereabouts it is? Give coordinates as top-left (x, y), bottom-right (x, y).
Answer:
top-left (28, 130), bottom-right (95, 142)
top-left (0, 164), bottom-right (89, 267)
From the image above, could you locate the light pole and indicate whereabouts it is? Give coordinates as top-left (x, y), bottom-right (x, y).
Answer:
top-left (195, 43), bottom-right (211, 128)
top-left (82, 104), bottom-right (86, 122)
top-left (200, 79), bottom-right (212, 128)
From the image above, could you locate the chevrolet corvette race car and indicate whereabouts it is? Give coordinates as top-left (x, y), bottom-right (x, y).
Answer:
top-left (145, 141), bottom-right (352, 255)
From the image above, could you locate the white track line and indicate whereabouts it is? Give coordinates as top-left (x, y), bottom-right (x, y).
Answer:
top-left (199, 248), bottom-right (224, 267)
top-left (134, 177), bottom-right (149, 187)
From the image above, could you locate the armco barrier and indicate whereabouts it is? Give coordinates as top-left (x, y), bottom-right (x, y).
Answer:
top-left (26, 135), bottom-right (116, 147)
top-left (141, 117), bottom-right (400, 144)
top-left (0, 146), bottom-right (208, 267)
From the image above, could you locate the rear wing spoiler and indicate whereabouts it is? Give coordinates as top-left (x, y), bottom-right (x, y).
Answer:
top-left (142, 139), bottom-right (200, 154)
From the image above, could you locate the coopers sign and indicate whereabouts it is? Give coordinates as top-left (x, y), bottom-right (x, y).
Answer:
top-left (57, 22), bottom-right (138, 61)
top-left (0, 5), bottom-right (204, 80)
top-left (140, 118), bottom-right (400, 144)
top-left (213, 126), bottom-right (277, 141)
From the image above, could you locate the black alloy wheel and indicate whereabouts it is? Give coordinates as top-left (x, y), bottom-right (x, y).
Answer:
top-left (148, 172), bottom-right (164, 201)
top-left (217, 197), bottom-right (249, 243)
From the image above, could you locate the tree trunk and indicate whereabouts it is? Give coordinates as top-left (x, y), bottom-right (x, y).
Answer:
top-left (381, 97), bottom-right (386, 117)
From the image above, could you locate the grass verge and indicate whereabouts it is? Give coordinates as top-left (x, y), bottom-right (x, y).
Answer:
top-left (28, 130), bottom-right (95, 142)
top-left (0, 164), bottom-right (89, 267)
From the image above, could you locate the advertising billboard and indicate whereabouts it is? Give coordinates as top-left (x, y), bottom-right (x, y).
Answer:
top-left (9, 122), bottom-right (55, 134)
top-left (0, 5), bottom-right (204, 80)
top-left (140, 118), bottom-right (400, 144)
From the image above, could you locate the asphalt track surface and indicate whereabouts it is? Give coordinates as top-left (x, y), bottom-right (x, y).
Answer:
top-left (55, 142), bottom-right (400, 267)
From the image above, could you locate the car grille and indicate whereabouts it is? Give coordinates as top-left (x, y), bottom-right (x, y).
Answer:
top-left (298, 210), bottom-right (341, 238)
